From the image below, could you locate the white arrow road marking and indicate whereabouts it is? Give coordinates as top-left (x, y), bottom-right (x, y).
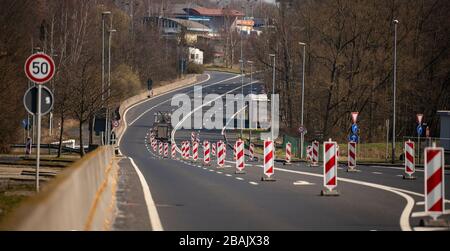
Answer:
top-left (128, 157), bottom-right (163, 231)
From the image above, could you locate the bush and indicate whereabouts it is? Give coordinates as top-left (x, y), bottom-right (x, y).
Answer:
top-left (186, 63), bottom-right (205, 74)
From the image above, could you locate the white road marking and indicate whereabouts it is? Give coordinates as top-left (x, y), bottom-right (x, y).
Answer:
top-left (217, 172), bottom-right (223, 174)
top-left (226, 174), bottom-right (232, 177)
top-left (249, 182), bottom-right (259, 186)
top-left (372, 172), bottom-right (383, 175)
top-left (396, 175), bottom-right (404, 177)
top-left (209, 169), bottom-right (214, 172)
top-left (128, 157), bottom-right (163, 231)
top-left (293, 181), bottom-right (315, 186)
top-left (236, 177), bottom-right (244, 181)
top-left (413, 227), bottom-right (450, 231)
top-left (416, 201), bottom-right (425, 206)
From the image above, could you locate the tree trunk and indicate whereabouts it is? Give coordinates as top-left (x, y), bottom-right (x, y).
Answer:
top-left (79, 120), bottom-right (85, 157)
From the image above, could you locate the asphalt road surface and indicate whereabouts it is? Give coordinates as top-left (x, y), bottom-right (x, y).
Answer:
top-left (117, 71), bottom-right (450, 231)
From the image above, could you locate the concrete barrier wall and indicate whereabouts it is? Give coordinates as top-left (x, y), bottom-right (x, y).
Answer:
top-left (0, 146), bottom-right (118, 231)
top-left (114, 74), bottom-right (200, 141)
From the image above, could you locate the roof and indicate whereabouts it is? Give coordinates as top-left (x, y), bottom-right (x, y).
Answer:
top-left (186, 7), bottom-right (244, 17)
top-left (166, 18), bottom-right (211, 32)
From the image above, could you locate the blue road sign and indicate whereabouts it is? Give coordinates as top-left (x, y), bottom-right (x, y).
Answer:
top-left (417, 124), bottom-right (423, 136)
top-left (352, 124), bottom-right (359, 135)
top-left (349, 134), bottom-right (359, 143)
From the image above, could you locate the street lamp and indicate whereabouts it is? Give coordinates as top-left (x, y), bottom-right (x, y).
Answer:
top-left (247, 60), bottom-right (254, 145)
top-left (247, 60), bottom-right (254, 94)
top-left (269, 54), bottom-right (276, 142)
top-left (299, 42), bottom-right (306, 159)
top-left (101, 11), bottom-right (111, 145)
top-left (239, 59), bottom-right (245, 137)
top-left (107, 28), bottom-right (117, 145)
top-left (392, 19), bottom-right (399, 164)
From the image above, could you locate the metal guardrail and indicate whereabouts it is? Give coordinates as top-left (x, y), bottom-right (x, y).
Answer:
top-left (10, 144), bottom-right (97, 154)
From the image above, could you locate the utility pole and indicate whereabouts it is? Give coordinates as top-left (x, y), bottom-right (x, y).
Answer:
top-left (107, 28), bottom-right (116, 145)
top-left (299, 42), bottom-right (306, 159)
top-left (269, 54), bottom-right (276, 142)
top-left (102, 11), bottom-right (111, 145)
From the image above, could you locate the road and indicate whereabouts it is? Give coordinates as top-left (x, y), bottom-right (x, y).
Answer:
top-left (116, 71), bottom-right (450, 231)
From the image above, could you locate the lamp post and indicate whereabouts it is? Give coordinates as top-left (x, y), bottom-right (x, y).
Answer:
top-left (392, 19), bottom-right (399, 164)
top-left (299, 42), bottom-right (306, 159)
top-left (107, 28), bottom-right (116, 145)
top-left (101, 11), bottom-right (111, 145)
top-left (269, 54), bottom-right (276, 142)
top-left (239, 59), bottom-right (244, 137)
top-left (247, 60), bottom-right (254, 145)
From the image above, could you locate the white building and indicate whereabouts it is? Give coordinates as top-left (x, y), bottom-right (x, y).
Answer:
top-left (188, 47), bottom-right (204, 65)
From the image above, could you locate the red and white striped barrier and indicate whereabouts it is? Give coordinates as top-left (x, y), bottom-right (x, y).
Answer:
top-left (235, 139), bottom-right (245, 173)
top-left (217, 141), bottom-right (225, 168)
top-left (233, 142), bottom-right (237, 160)
top-left (191, 132), bottom-right (196, 143)
top-left (181, 141), bottom-right (186, 159)
top-left (322, 140), bottom-right (339, 195)
top-left (211, 143), bottom-right (216, 157)
top-left (186, 142), bottom-right (191, 160)
top-left (203, 141), bottom-right (211, 165)
top-left (262, 139), bottom-right (275, 180)
top-left (159, 142), bottom-right (163, 156)
top-left (171, 143), bottom-right (177, 159)
top-left (192, 141), bottom-right (199, 162)
top-left (285, 142), bottom-right (292, 165)
top-left (424, 145), bottom-right (445, 220)
top-left (348, 141), bottom-right (357, 171)
top-left (153, 140), bottom-right (158, 152)
top-left (249, 143), bottom-right (255, 161)
top-left (164, 143), bottom-right (169, 158)
top-left (306, 145), bottom-right (311, 162)
top-left (312, 141), bottom-right (319, 167)
top-left (404, 140), bottom-right (415, 178)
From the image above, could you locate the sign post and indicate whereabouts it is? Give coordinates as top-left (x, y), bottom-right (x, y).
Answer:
top-left (24, 53), bottom-right (55, 192)
top-left (417, 114), bottom-right (424, 165)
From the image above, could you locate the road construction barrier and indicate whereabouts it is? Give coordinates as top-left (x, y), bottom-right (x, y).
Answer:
top-left (322, 140), bottom-right (339, 196)
top-left (192, 141), bottom-right (198, 162)
top-left (159, 142), bottom-right (163, 156)
top-left (217, 141), bottom-right (225, 168)
top-left (285, 142), bottom-right (292, 164)
top-left (191, 132), bottom-right (196, 144)
top-left (0, 146), bottom-right (118, 231)
top-left (249, 143), bottom-right (255, 161)
top-left (348, 141), bottom-right (357, 171)
top-left (203, 141), bottom-right (211, 165)
top-left (312, 141), bottom-right (319, 167)
top-left (306, 145), bottom-right (312, 162)
top-left (171, 143), bottom-right (177, 159)
top-left (164, 143), bottom-right (169, 158)
top-left (186, 142), bottom-right (191, 160)
top-left (424, 145), bottom-right (445, 220)
top-left (236, 139), bottom-right (245, 173)
top-left (262, 139), bottom-right (275, 181)
top-left (404, 140), bottom-right (415, 179)
top-left (152, 140), bottom-right (157, 152)
top-left (211, 143), bottom-right (216, 157)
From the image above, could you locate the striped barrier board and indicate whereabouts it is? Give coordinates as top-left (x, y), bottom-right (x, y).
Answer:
top-left (285, 142), bottom-right (292, 165)
top-left (404, 140), bottom-right (416, 179)
top-left (348, 141), bottom-right (357, 171)
top-left (164, 143), bottom-right (169, 158)
top-left (192, 141), bottom-right (199, 162)
top-left (171, 143), bottom-right (177, 159)
top-left (312, 141), bottom-right (319, 167)
top-left (262, 139), bottom-right (275, 181)
top-left (424, 146), bottom-right (445, 220)
top-left (322, 140), bottom-right (339, 196)
top-left (217, 141), bottom-right (225, 168)
top-left (236, 139), bottom-right (245, 173)
top-left (249, 143), bottom-right (255, 161)
top-left (159, 142), bottom-right (163, 156)
top-left (203, 141), bottom-right (211, 165)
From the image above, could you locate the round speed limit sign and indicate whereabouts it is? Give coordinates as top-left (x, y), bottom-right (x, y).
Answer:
top-left (24, 53), bottom-right (56, 84)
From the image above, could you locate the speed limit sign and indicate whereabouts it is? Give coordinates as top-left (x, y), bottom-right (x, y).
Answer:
top-left (24, 53), bottom-right (56, 84)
